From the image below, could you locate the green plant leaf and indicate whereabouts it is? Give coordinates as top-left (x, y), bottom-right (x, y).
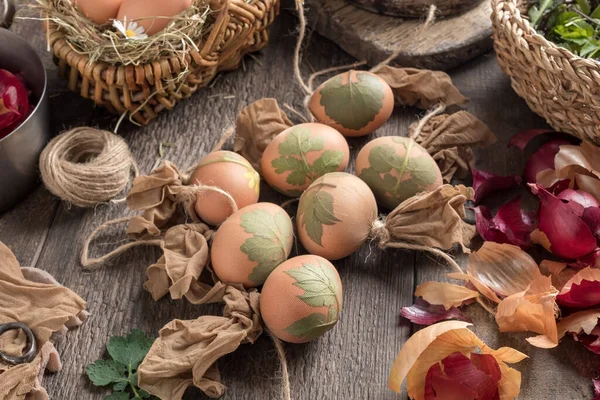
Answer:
top-left (271, 128), bottom-right (344, 189)
top-left (86, 359), bottom-right (126, 387)
top-left (240, 208), bottom-right (293, 284)
top-left (591, 4), bottom-right (600, 18)
top-left (284, 313), bottom-right (337, 341)
top-left (138, 389), bottom-right (152, 398)
top-left (113, 381), bottom-right (128, 391)
top-left (298, 190), bottom-right (341, 246)
top-left (278, 127), bottom-right (324, 156)
top-left (285, 260), bottom-right (341, 309)
top-left (319, 72), bottom-right (385, 130)
top-left (529, 0), bottom-right (556, 27)
top-left (576, 0), bottom-right (591, 14)
top-left (104, 392), bottom-right (131, 400)
top-left (107, 329), bottom-right (154, 370)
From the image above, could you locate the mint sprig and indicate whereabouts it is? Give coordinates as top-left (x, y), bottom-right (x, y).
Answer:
top-left (86, 329), bottom-right (156, 400)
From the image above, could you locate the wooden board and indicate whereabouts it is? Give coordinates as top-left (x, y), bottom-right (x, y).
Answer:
top-left (1, 4), bottom-right (599, 400)
top-left (299, 0), bottom-right (493, 70)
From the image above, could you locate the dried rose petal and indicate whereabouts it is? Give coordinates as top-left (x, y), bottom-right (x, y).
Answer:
top-left (401, 297), bottom-right (472, 325)
top-left (474, 197), bottom-right (535, 249)
top-left (472, 167), bottom-right (522, 203)
top-left (530, 184), bottom-right (598, 259)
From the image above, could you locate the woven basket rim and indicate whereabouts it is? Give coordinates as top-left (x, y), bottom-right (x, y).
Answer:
top-left (48, 0), bottom-right (265, 69)
top-left (493, 0), bottom-right (600, 70)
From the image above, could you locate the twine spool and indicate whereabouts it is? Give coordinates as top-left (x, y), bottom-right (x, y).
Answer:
top-left (39, 127), bottom-right (137, 207)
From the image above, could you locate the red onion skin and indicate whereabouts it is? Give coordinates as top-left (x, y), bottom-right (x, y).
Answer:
top-left (558, 189), bottom-right (600, 209)
top-left (0, 69), bottom-right (29, 139)
top-left (524, 140), bottom-right (571, 183)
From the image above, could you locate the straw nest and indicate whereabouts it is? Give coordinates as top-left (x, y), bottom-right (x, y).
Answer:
top-left (32, 0), bottom-right (213, 67)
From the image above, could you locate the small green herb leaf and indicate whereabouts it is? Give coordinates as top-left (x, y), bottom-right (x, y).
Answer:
top-left (284, 313), bottom-right (337, 341)
top-left (529, 0), bottom-right (555, 27)
top-left (311, 150), bottom-right (345, 176)
top-left (278, 127), bottom-right (324, 156)
top-left (107, 329), bottom-right (154, 369)
top-left (86, 359), bottom-right (126, 387)
top-left (319, 72), bottom-right (385, 131)
top-left (113, 381), bottom-right (128, 391)
top-left (285, 260), bottom-right (341, 308)
top-left (298, 190), bottom-right (341, 246)
top-left (240, 208), bottom-right (293, 284)
top-left (104, 392), bottom-right (131, 400)
top-left (272, 156), bottom-right (308, 186)
top-left (577, 0), bottom-right (591, 14)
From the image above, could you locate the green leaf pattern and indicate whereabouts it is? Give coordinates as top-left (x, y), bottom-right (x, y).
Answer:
top-left (240, 208), bottom-right (293, 284)
top-left (298, 188), bottom-right (341, 246)
top-left (283, 260), bottom-right (342, 340)
top-left (359, 138), bottom-right (439, 209)
top-left (318, 72), bottom-right (385, 131)
top-left (271, 127), bottom-right (345, 191)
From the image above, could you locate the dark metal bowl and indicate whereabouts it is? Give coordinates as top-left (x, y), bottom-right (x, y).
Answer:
top-left (0, 0), bottom-right (50, 212)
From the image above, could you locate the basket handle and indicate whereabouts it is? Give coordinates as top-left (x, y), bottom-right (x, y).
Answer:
top-left (1, 0), bottom-right (15, 29)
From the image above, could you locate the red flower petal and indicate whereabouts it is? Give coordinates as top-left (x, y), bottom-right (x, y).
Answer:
top-left (400, 297), bottom-right (472, 325)
top-left (508, 129), bottom-right (556, 150)
top-left (558, 189), bottom-right (600, 209)
top-left (442, 352), bottom-right (500, 400)
top-left (474, 197), bottom-right (535, 248)
top-left (472, 167), bottom-right (522, 204)
top-left (531, 184), bottom-right (598, 259)
top-left (424, 362), bottom-right (479, 400)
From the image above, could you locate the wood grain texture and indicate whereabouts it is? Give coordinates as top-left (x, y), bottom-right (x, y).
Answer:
top-left (296, 0), bottom-right (493, 70)
top-left (0, 5), bottom-right (599, 400)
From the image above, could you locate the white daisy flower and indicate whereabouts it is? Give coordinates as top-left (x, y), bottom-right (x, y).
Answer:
top-left (113, 17), bottom-right (148, 40)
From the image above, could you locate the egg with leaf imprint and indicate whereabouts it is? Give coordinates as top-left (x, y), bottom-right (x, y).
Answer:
top-left (356, 136), bottom-right (443, 210)
top-left (297, 172), bottom-right (378, 260)
top-left (261, 123), bottom-right (350, 197)
top-left (190, 151), bottom-right (260, 226)
top-left (211, 203), bottom-right (294, 288)
top-left (260, 254), bottom-right (343, 343)
top-left (308, 70), bottom-right (394, 137)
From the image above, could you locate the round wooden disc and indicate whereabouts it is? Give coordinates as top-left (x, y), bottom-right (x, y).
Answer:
top-left (302, 0), bottom-right (492, 71)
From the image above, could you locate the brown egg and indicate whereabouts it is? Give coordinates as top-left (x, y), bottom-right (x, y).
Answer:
top-left (190, 151), bottom-right (260, 226)
top-left (261, 123), bottom-right (350, 197)
top-left (211, 203), bottom-right (294, 288)
top-left (355, 136), bottom-right (443, 210)
top-left (116, 0), bottom-right (192, 35)
top-left (260, 255), bottom-right (343, 343)
top-left (297, 172), bottom-right (377, 260)
top-left (308, 70), bottom-right (394, 137)
top-left (74, 0), bottom-right (124, 25)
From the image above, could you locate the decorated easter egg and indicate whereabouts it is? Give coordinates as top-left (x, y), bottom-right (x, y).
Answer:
top-left (211, 203), bottom-right (294, 287)
top-left (356, 136), bottom-right (443, 210)
top-left (297, 172), bottom-right (377, 260)
top-left (116, 0), bottom-right (192, 36)
top-left (261, 123), bottom-right (350, 197)
top-left (74, 0), bottom-right (124, 25)
top-left (260, 255), bottom-right (343, 343)
top-left (190, 151), bottom-right (260, 226)
top-left (308, 70), bottom-right (394, 137)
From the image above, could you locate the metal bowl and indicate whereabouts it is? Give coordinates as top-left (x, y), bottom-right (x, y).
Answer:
top-left (0, 0), bottom-right (50, 212)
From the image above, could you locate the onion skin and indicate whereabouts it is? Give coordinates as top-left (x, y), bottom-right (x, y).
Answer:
top-left (0, 69), bottom-right (29, 139)
top-left (558, 189), bottom-right (599, 209)
top-left (523, 140), bottom-right (570, 183)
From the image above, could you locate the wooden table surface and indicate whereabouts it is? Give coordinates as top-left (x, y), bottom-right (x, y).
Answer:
top-left (2, 4), bottom-right (600, 400)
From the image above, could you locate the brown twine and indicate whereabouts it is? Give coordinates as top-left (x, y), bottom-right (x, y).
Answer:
top-left (408, 103), bottom-right (447, 140)
top-left (39, 127), bottom-right (138, 208)
top-left (267, 328), bottom-right (292, 400)
top-left (369, 218), bottom-right (465, 274)
top-left (81, 184), bottom-right (238, 270)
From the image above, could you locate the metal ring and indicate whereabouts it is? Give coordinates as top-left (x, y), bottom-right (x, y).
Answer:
top-left (0, 322), bottom-right (37, 365)
top-left (1, 0), bottom-right (16, 30)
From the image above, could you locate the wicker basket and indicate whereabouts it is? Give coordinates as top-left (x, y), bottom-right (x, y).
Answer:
top-left (48, 0), bottom-right (279, 125)
top-left (491, 0), bottom-right (600, 143)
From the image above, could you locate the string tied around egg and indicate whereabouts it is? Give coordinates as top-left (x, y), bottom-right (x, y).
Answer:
top-left (39, 127), bottom-right (139, 208)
